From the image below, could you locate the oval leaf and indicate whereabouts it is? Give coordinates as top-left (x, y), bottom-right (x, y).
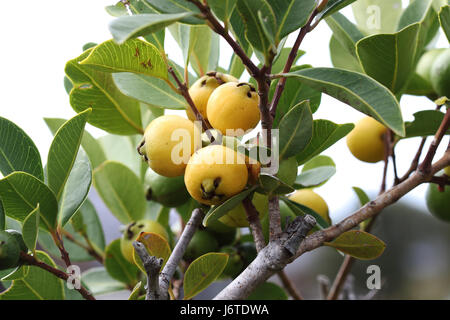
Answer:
top-left (82, 266), bottom-right (127, 296)
top-left (133, 232), bottom-right (172, 273)
top-left (0, 117), bottom-right (43, 181)
top-left (257, 173), bottom-right (295, 195)
top-left (22, 205), bottom-right (40, 253)
top-left (104, 239), bottom-right (140, 285)
top-left (404, 110), bottom-right (449, 138)
top-left (294, 166), bottom-right (336, 188)
top-left (282, 67), bottom-right (405, 136)
top-left (324, 230), bottom-right (386, 260)
top-left (439, 5), bottom-right (450, 42)
top-left (183, 252), bottom-right (229, 300)
top-left (93, 161), bottom-right (146, 224)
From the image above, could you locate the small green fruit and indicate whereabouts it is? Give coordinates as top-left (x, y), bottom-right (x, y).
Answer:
top-left (145, 169), bottom-right (190, 207)
top-left (430, 49), bottom-right (450, 98)
top-left (184, 230), bottom-right (219, 261)
top-left (236, 241), bottom-right (257, 268)
top-left (425, 183), bottom-right (450, 223)
top-left (220, 246), bottom-right (244, 278)
top-left (5, 229), bottom-right (27, 253)
top-left (0, 231), bottom-right (21, 270)
top-left (205, 219), bottom-right (237, 246)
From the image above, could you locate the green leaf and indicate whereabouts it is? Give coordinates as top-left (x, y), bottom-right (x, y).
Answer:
top-left (282, 68), bottom-right (405, 136)
top-left (22, 205), bottom-right (40, 254)
top-left (0, 117), bottom-right (43, 181)
top-left (113, 72), bottom-right (186, 110)
top-left (44, 118), bottom-right (106, 169)
top-left (352, 0), bottom-right (403, 35)
top-left (80, 39), bottom-right (168, 80)
top-left (329, 35), bottom-right (363, 72)
top-left (144, 0), bottom-right (204, 25)
top-left (271, 0), bottom-right (316, 41)
top-left (0, 201), bottom-right (4, 231)
top-left (294, 166), bottom-right (336, 189)
top-left (183, 252), bottom-right (229, 300)
top-left (236, 0), bottom-right (277, 60)
top-left (128, 0), bottom-right (165, 50)
top-left (257, 174), bottom-right (295, 195)
top-left (190, 26), bottom-right (220, 77)
top-left (404, 72), bottom-right (436, 96)
top-left (110, 13), bottom-right (194, 44)
top-left (93, 161), bottom-right (146, 224)
top-left (324, 230), bottom-right (386, 260)
top-left (105, 2), bottom-right (128, 17)
top-left (326, 12), bottom-right (364, 59)
top-left (271, 47), bottom-right (305, 74)
top-left (0, 251), bottom-right (64, 300)
top-left (82, 266), bottom-right (127, 296)
top-left (271, 65), bottom-right (322, 127)
top-left (247, 282), bottom-right (288, 300)
top-left (0, 172), bottom-right (58, 231)
top-left (128, 281), bottom-right (142, 300)
top-left (404, 110), bottom-right (449, 138)
top-left (104, 239), bottom-right (140, 285)
top-left (356, 23), bottom-right (420, 94)
top-left (280, 197), bottom-right (330, 229)
top-left (352, 186), bottom-right (370, 207)
top-left (133, 232), bottom-right (171, 273)
top-left (203, 186), bottom-right (257, 227)
top-left (47, 109), bottom-right (91, 201)
top-left (1, 265), bottom-right (29, 281)
top-left (65, 49), bottom-right (143, 135)
top-left (317, 0), bottom-right (358, 21)
top-left (296, 120), bottom-right (354, 165)
top-left (58, 149), bottom-right (92, 227)
top-left (278, 101), bottom-right (313, 159)
top-left (208, 0), bottom-right (237, 22)
top-left (439, 5), bottom-right (450, 41)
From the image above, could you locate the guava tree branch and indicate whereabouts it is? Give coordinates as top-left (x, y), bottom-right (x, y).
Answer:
top-left (50, 231), bottom-right (72, 268)
top-left (187, 0), bottom-right (259, 77)
top-left (61, 229), bottom-right (104, 264)
top-left (277, 270), bottom-right (303, 300)
top-left (242, 197), bottom-right (265, 252)
top-left (159, 208), bottom-right (204, 298)
top-left (19, 252), bottom-right (95, 301)
top-left (133, 241), bottom-right (163, 300)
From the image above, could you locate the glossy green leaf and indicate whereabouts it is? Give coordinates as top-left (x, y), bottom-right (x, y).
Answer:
top-left (278, 101), bottom-right (313, 159)
top-left (82, 266), bottom-right (127, 296)
top-left (404, 110), bottom-right (449, 138)
top-left (113, 72), bottom-right (186, 109)
top-left (271, 0), bottom-right (316, 41)
top-left (352, 186), bottom-right (370, 207)
top-left (208, 0), bottom-right (237, 22)
top-left (110, 13), bottom-right (194, 44)
top-left (128, 0), bottom-right (165, 50)
top-left (1, 265), bottom-right (29, 281)
top-left (203, 186), bottom-right (257, 227)
top-left (0, 251), bottom-right (64, 300)
top-left (66, 49), bottom-right (143, 135)
top-left (183, 252), bottom-right (229, 300)
top-left (0, 172), bottom-right (58, 231)
top-left (324, 230), bottom-right (386, 260)
top-left (22, 205), bottom-right (40, 253)
top-left (58, 149), bottom-right (92, 227)
top-left (326, 12), bottom-right (364, 59)
top-left (317, 0), bottom-right (358, 21)
top-left (0, 201), bottom-right (4, 231)
top-left (80, 39), bottom-right (168, 79)
top-left (105, 2), bottom-right (128, 17)
top-left (271, 47), bottom-right (305, 74)
top-left (0, 117), bottom-right (43, 181)
top-left (294, 166), bottom-right (336, 189)
top-left (145, 0), bottom-right (203, 24)
top-left (236, 0), bottom-right (276, 60)
top-left (44, 117), bottom-right (106, 169)
top-left (104, 239), bottom-right (140, 285)
top-left (247, 282), bottom-right (288, 300)
top-left (133, 232), bottom-right (171, 273)
top-left (128, 281), bottom-right (142, 300)
top-left (296, 120), bottom-right (354, 165)
top-left (439, 5), bottom-right (450, 41)
top-left (352, 0), bottom-right (403, 35)
top-left (47, 109), bottom-right (91, 202)
top-left (93, 161), bottom-right (146, 224)
top-left (356, 23), bottom-right (420, 94)
top-left (329, 36), bottom-right (363, 72)
top-left (282, 68), bottom-right (404, 136)
top-left (280, 197), bottom-right (330, 229)
top-left (257, 174), bottom-right (295, 195)
top-left (404, 72), bottom-right (436, 96)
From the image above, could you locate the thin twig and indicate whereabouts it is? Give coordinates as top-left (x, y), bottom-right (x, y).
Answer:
top-left (159, 208), bottom-right (205, 299)
top-left (61, 230), bottom-right (104, 264)
top-left (277, 270), bottom-right (303, 300)
top-left (242, 197), bottom-right (265, 252)
top-left (51, 231), bottom-right (72, 267)
top-left (19, 252), bottom-right (95, 300)
top-left (398, 137), bottom-right (427, 182)
top-left (326, 255), bottom-right (354, 300)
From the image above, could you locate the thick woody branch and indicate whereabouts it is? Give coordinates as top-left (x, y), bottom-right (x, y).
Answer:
top-left (159, 208), bottom-right (205, 298)
top-left (268, 196), bottom-right (282, 241)
top-left (19, 252), bottom-right (95, 300)
top-left (133, 241), bottom-right (163, 300)
top-left (242, 197), bottom-right (265, 252)
top-left (214, 215), bottom-right (316, 300)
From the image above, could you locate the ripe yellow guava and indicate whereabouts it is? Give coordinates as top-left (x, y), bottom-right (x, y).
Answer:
top-left (184, 145), bottom-right (248, 205)
top-left (346, 116), bottom-right (387, 163)
top-left (289, 189), bottom-right (331, 225)
top-left (140, 115), bottom-right (200, 177)
top-left (206, 82), bottom-right (260, 136)
top-left (186, 73), bottom-right (238, 121)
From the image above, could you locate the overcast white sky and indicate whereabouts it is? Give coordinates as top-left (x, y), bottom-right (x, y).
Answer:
top-left (0, 0), bottom-right (448, 221)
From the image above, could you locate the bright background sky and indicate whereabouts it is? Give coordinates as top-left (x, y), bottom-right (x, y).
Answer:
top-left (0, 0), bottom-right (448, 223)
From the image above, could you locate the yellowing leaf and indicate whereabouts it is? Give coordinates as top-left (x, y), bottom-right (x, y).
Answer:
top-left (133, 232), bottom-right (171, 273)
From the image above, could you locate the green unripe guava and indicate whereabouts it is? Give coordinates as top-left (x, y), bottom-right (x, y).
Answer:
top-left (425, 183), bottom-right (450, 223)
top-left (145, 168), bottom-right (190, 207)
top-left (0, 231), bottom-right (21, 270)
